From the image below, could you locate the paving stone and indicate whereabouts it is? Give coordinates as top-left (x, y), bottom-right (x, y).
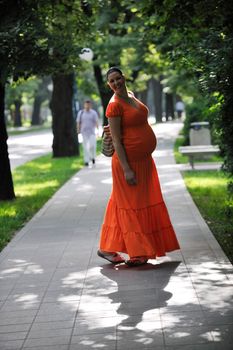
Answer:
top-left (0, 315), bottom-right (35, 326)
top-left (23, 346), bottom-right (68, 350)
top-left (27, 327), bottom-right (72, 339)
top-left (164, 344), bottom-right (226, 350)
top-left (0, 339), bottom-right (24, 349)
top-left (116, 328), bottom-right (164, 348)
top-left (70, 333), bottom-right (116, 349)
top-left (0, 323), bottom-right (31, 333)
top-left (163, 326), bottom-right (214, 346)
top-left (23, 335), bottom-right (70, 348)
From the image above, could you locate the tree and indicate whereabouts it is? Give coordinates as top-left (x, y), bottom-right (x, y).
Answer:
top-left (31, 76), bottom-right (51, 125)
top-left (128, 0), bottom-right (233, 173)
top-left (0, 0), bottom-right (96, 199)
top-left (0, 84), bottom-right (15, 200)
top-left (51, 73), bottom-right (78, 156)
top-left (0, 0), bottom-right (52, 200)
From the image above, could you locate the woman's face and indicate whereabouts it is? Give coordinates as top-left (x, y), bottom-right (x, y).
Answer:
top-left (107, 71), bottom-right (125, 93)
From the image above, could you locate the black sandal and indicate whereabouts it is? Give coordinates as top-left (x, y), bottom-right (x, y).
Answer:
top-left (97, 250), bottom-right (125, 264)
top-left (125, 258), bottom-right (148, 267)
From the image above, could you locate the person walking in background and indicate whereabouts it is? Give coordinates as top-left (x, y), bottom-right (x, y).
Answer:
top-left (76, 100), bottom-right (99, 166)
top-left (97, 67), bottom-right (180, 267)
top-left (175, 99), bottom-right (185, 119)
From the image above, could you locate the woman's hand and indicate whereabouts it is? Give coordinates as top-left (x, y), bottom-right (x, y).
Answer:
top-left (124, 169), bottom-right (137, 186)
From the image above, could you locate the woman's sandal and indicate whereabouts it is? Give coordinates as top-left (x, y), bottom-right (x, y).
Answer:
top-left (97, 250), bottom-right (125, 264)
top-left (125, 257), bottom-right (148, 267)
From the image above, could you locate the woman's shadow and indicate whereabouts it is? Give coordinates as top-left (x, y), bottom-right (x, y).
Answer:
top-left (100, 260), bottom-right (181, 329)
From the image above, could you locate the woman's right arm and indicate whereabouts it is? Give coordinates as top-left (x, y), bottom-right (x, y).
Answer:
top-left (108, 117), bottom-right (137, 186)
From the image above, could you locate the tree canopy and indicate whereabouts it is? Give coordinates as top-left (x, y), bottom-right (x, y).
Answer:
top-left (1, 0), bottom-right (233, 173)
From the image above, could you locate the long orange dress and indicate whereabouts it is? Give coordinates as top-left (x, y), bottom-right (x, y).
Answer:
top-left (99, 94), bottom-right (180, 258)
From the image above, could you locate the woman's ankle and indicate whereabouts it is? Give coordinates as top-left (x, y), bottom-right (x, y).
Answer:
top-left (99, 249), bottom-right (115, 256)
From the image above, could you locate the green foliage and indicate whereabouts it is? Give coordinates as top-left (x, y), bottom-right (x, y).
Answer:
top-left (183, 170), bottom-right (233, 263)
top-left (90, 0), bottom-right (233, 168)
top-left (0, 0), bottom-right (96, 83)
top-left (129, 0), bottom-right (233, 174)
top-left (5, 77), bottom-right (40, 106)
top-left (183, 93), bottom-right (222, 146)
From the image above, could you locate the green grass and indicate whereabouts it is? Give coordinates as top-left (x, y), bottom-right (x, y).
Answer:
top-left (174, 134), bottom-right (223, 164)
top-left (0, 138), bottom-right (102, 252)
top-left (182, 170), bottom-right (233, 263)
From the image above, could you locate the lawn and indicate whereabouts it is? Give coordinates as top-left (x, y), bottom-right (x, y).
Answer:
top-left (182, 170), bottom-right (233, 263)
top-left (0, 139), bottom-right (102, 252)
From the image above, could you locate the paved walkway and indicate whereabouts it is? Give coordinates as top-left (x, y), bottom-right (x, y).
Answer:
top-left (0, 122), bottom-right (232, 350)
top-left (8, 130), bottom-right (53, 170)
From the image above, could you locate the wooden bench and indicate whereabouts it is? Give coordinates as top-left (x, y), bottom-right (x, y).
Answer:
top-left (179, 145), bottom-right (220, 169)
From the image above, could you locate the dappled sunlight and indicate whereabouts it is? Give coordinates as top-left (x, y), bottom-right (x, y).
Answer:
top-left (0, 267), bottom-right (24, 276)
top-left (62, 271), bottom-right (86, 288)
top-left (15, 180), bottom-right (59, 196)
top-left (161, 178), bottom-right (184, 187)
top-left (71, 178), bottom-right (95, 191)
top-left (156, 163), bottom-right (179, 170)
top-left (154, 149), bottom-right (173, 158)
top-left (184, 261), bottom-right (233, 311)
top-left (0, 207), bottom-right (17, 218)
top-left (71, 176), bottom-right (81, 184)
top-left (101, 177), bottom-right (113, 185)
top-left (18, 160), bottom-right (53, 172)
top-left (78, 334), bottom-right (115, 347)
top-left (15, 293), bottom-right (38, 303)
top-left (24, 264), bottom-right (44, 275)
top-left (13, 293), bottom-right (40, 309)
top-left (53, 297), bottom-right (79, 312)
top-left (0, 259), bottom-right (30, 279)
top-left (78, 203), bottom-right (87, 208)
top-left (58, 295), bottom-right (81, 303)
top-left (9, 153), bottom-right (22, 160)
top-left (183, 171), bottom-right (228, 191)
top-left (78, 294), bottom-right (120, 313)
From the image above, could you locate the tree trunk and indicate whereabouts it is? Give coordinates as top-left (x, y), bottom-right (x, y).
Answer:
top-left (93, 64), bottom-right (113, 126)
top-left (152, 77), bottom-right (163, 123)
top-left (165, 93), bottom-right (175, 120)
top-left (0, 82), bottom-right (15, 200)
top-left (31, 76), bottom-right (51, 126)
top-left (137, 89), bottom-right (148, 105)
top-left (31, 95), bottom-right (42, 125)
top-left (50, 73), bottom-right (79, 157)
top-left (14, 99), bottom-right (22, 127)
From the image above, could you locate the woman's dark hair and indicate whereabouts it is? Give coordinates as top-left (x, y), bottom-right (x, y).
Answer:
top-left (106, 67), bottom-right (123, 80)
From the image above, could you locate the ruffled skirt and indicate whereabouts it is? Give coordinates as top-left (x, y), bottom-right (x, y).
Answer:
top-left (99, 155), bottom-right (180, 258)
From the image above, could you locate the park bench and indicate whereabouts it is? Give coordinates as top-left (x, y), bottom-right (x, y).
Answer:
top-left (179, 145), bottom-right (220, 169)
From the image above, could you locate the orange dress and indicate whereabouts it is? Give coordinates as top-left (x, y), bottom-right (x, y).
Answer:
top-left (99, 94), bottom-right (180, 258)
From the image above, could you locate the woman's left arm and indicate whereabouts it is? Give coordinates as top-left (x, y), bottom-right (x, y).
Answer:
top-left (109, 117), bottom-right (137, 186)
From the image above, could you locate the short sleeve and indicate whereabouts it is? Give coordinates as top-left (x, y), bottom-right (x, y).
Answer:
top-left (76, 110), bottom-right (82, 122)
top-left (91, 110), bottom-right (99, 122)
top-left (106, 102), bottom-right (123, 118)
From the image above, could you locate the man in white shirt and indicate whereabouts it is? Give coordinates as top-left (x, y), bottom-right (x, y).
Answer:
top-left (76, 100), bottom-right (99, 166)
top-left (175, 100), bottom-right (185, 119)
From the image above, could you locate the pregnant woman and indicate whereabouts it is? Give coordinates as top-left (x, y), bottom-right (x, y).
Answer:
top-left (98, 67), bottom-right (180, 267)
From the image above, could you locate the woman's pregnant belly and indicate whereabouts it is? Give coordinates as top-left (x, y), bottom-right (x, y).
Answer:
top-left (123, 123), bottom-right (157, 161)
